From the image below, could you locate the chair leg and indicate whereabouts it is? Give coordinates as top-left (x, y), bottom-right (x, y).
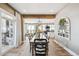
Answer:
top-left (32, 43), bottom-right (35, 56)
top-left (30, 43), bottom-right (31, 52)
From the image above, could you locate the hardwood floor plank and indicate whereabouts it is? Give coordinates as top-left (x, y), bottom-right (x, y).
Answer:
top-left (3, 38), bottom-right (71, 56)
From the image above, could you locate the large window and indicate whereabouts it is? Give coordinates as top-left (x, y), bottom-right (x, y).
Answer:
top-left (26, 24), bottom-right (36, 34)
top-left (25, 23), bottom-right (55, 33)
top-left (24, 18), bottom-right (55, 39)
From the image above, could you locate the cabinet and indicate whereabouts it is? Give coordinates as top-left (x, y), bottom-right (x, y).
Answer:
top-left (0, 8), bottom-right (16, 55)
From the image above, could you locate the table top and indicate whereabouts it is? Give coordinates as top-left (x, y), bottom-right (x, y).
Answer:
top-left (30, 33), bottom-right (48, 43)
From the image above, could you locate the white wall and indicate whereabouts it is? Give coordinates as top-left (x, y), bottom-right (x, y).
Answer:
top-left (55, 3), bottom-right (79, 55)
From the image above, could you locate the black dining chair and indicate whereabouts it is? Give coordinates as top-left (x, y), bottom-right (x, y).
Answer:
top-left (34, 39), bottom-right (48, 56)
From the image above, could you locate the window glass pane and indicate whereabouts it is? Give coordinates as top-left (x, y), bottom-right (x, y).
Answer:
top-left (43, 25), bottom-right (46, 31)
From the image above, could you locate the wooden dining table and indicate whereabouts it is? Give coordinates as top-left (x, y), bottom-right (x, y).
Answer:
top-left (29, 33), bottom-right (49, 55)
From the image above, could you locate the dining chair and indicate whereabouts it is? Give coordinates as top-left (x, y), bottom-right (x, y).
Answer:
top-left (34, 39), bottom-right (48, 56)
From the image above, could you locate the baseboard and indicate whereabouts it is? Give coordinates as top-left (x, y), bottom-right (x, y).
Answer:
top-left (53, 40), bottom-right (78, 56)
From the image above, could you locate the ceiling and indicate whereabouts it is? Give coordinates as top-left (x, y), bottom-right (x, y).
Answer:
top-left (9, 3), bottom-right (67, 15)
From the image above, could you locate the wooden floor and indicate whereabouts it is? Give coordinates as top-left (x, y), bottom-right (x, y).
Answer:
top-left (48, 39), bottom-right (71, 56)
top-left (3, 38), bottom-right (71, 56)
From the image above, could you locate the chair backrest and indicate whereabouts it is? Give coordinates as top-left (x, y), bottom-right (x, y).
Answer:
top-left (34, 39), bottom-right (48, 56)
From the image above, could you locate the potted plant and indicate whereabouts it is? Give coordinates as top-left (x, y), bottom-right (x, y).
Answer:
top-left (59, 18), bottom-right (66, 26)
